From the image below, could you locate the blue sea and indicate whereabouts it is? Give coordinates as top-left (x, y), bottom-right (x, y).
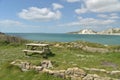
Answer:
top-left (7, 33), bottom-right (120, 45)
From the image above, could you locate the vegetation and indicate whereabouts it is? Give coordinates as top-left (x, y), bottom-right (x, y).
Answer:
top-left (0, 33), bottom-right (27, 44)
top-left (0, 33), bottom-right (120, 79)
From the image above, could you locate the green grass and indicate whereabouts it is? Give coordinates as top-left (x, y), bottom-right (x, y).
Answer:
top-left (0, 42), bottom-right (120, 79)
top-left (0, 63), bottom-right (66, 80)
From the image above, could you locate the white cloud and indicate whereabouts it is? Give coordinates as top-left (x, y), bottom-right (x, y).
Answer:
top-left (66, 0), bottom-right (80, 3)
top-left (75, 5), bottom-right (87, 14)
top-left (85, 0), bottom-right (120, 12)
top-left (97, 13), bottom-right (120, 19)
top-left (52, 3), bottom-right (63, 10)
top-left (97, 14), bottom-right (109, 18)
top-left (59, 17), bottom-right (116, 27)
top-left (18, 7), bottom-right (62, 21)
top-left (110, 13), bottom-right (120, 19)
top-left (0, 20), bottom-right (22, 27)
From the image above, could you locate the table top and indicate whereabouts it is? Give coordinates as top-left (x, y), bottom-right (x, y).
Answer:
top-left (26, 43), bottom-right (49, 47)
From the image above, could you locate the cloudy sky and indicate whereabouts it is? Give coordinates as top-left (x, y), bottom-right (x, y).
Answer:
top-left (0, 0), bottom-right (120, 33)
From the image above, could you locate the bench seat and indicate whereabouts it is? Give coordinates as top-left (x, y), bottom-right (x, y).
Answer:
top-left (23, 50), bottom-right (44, 54)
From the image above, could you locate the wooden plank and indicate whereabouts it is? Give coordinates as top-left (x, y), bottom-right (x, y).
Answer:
top-left (26, 43), bottom-right (49, 47)
top-left (23, 50), bottom-right (44, 54)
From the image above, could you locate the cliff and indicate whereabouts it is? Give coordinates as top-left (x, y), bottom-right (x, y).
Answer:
top-left (68, 28), bottom-right (120, 35)
top-left (98, 28), bottom-right (120, 35)
top-left (68, 29), bottom-right (96, 34)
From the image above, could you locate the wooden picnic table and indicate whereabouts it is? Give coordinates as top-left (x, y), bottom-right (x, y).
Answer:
top-left (23, 43), bottom-right (51, 56)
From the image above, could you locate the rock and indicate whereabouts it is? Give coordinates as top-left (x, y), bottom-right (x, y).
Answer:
top-left (41, 60), bottom-right (53, 69)
top-left (83, 67), bottom-right (107, 73)
top-left (10, 60), bottom-right (23, 66)
top-left (11, 60), bottom-right (120, 80)
top-left (110, 71), bottom-right (120, 75)
top-left (83, 74), bottom-right (112, 80)
top-left (35, 66), bottom-right (43, 71)
top-left (11, 60), bottom-right (31, 71)
top-left (42, 68), bottom-right (55, 76)
top-left (20, 62), bottom-right (31, 71)
top-left (68, 29), bottom-right (96, 34)
top-left (65, 67), bottom-right (86, 78)
top-left (83, 74), bottom-right (99, 80)
top-left (71, 76), bottom-right (82, 80)
top-left (53, 71), bottom-right (65, 78)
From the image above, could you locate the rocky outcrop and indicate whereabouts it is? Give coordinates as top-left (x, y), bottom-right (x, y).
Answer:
top-left (98, 28), bottom-right (120, 35)
top-left (83, 74), bottom-right (112, 80)
top-left (83, 67), bottom-right (120, 76)
top-left (68, 28), bottom-right (120, 35)
top-left (68, 29), bottom-right (96, 34)
top-left (42, 67), bottom-right (87, 79)
top-left (53, 42), bottom-right (112, 53)
top-left (40, 60), bottom-right (53, 69)
top-left (10, 60), bottom-right (53, 71)
top-left (11, 60), bottom-right (120, 80)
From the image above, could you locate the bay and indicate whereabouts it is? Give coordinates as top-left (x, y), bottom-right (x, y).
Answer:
top-left (7, 33), bottom-right (120, 45)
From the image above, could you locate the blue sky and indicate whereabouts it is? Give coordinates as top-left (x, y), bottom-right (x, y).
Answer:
top-left (0, 0), bottom-right (120, 33)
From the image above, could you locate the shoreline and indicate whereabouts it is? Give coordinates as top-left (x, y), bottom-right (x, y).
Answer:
top-left (70, 33), bottom-right (120, 36)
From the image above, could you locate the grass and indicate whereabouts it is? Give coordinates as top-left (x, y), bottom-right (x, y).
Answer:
top-left (0, 63), bottom-right (66, 80)
top-left (0, 41), bottom-right (120, 79)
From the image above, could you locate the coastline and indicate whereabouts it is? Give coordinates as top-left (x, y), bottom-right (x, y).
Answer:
top-left (69, 33), bottom-right (120, 36)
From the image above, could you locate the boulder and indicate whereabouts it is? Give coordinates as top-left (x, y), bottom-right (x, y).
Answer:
top-left (20, 62), bottom-right (31, 71)
top-left (65, 67), bottom-right (86, 78)
top-left (110, 71), bottom-right (120, 75)
top-left (11, 60), bottom-right (31, 71)
top-left (83, 74), bottom-right (99, 80)
top-left (83, 74), bottom-right (112, 80)
top-left (41, 60), bottom-right (53, 69)
top-left (35, 66), bottom-right (43, 71)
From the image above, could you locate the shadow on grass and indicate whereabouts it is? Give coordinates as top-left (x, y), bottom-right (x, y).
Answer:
top-left (25, 52), bottom-right (55, 59)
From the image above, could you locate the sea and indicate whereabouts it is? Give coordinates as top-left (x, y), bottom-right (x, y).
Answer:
top-left (7, 33), bottom-right (120, 45)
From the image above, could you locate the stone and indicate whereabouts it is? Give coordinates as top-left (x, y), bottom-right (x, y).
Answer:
top-left (94, 77), bottom-right (112, 80)
top-left (35, 66), bottom-right (43, 71)
top-left (53, 71), bottom-right (65, 78)
top-left (110, 71), bottom-right (120, 75)
top-left (83, 74), bottom-right (99, 80)
top-left (83, 74), bottom-right (112, 80)
top-left (20, 62), bottom-right (31, 71)
top-left (65, 67), bottom-right (86, 78)
top-left (71, 76), bottom-right (82, 80)
top-left (41, 60), bottom-right (53, 69)
top-left (11, 60), bottom-right (120, 80)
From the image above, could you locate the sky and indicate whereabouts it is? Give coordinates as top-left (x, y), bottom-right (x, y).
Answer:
top-left (0, 0), bottom-right (120, 33)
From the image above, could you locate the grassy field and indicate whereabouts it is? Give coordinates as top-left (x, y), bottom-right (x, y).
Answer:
top-left (0, 41), bottom-right (120, 80)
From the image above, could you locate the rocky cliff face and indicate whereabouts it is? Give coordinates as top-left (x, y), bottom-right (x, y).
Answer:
top-left (98, 28), bottom-right (120, 35)
top-left (69, 29), bottom-right (96, 34)
top-left (69, 28), bottom-right (120, 35)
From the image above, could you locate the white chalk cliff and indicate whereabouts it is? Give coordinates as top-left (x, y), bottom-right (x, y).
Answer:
top-left (68, 28), bottom-right (120, 35)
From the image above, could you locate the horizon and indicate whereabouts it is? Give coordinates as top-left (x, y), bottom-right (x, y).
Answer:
top-left (3, 27), bottom-right (120, 34)
top-left (0, 0), bottom-right (120, 33)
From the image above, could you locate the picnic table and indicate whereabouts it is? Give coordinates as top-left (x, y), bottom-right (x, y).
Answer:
top-left (23, 43), bottom-right (51, 57)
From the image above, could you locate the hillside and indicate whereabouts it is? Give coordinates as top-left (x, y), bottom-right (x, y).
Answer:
top-left (0, 32), bottom-right (120, 80)
top-left (0, 32), bottom-right (27, 44)
top-left (68, 28), bottom-right (120, 35)
top-left (0, 41), bottom-right (120, 80)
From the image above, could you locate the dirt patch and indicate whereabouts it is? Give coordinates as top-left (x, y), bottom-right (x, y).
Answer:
top-left (101, 61), bottom-right (118, 69)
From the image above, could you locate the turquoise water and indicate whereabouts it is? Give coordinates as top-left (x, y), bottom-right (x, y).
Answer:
top-left (7, 33), bottom-right (120, 45)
